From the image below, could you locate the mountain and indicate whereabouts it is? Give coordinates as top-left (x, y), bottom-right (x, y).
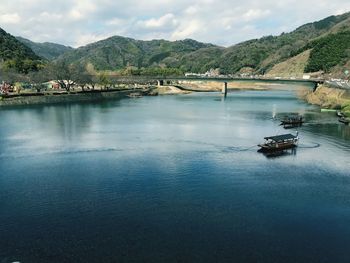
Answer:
top-left (57, 36), bottom-right (216, 71)
top-left (1, 12), bottom-right (349, 76)
top-left (0, 27), bottom-right (41, 73)
top-left (55, 11), bottom-right (350, 76)
top-left (16, 36), bottom-right (73, 60)
top-left (267, 50), bottom-right (311, 78)
top-left (217, 11), bottom-right (350, 75)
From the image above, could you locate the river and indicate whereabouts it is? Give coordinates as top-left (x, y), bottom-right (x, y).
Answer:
top-left (0, 83), bottom-right (349, 263)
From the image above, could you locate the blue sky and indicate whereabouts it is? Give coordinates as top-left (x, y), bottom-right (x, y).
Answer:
top-left (0, 0), bottom-right (349, 47)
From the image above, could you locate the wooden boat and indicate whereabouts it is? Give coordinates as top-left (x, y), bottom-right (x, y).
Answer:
top-left (321, 109), bottom-right (337, 112)
top-left (336, 111), bottom-right (345, 118)
top-left (280, 115), bottom-right (303, 128)
top-left (336, 110), bottom-right (345, 118)
top-left (338, 117), bottom-right (349, 125)
top-left (258, 132), bottom-right (299, 152)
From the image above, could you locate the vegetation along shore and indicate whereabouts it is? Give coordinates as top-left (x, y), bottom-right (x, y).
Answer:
top-left (300, 84), bottom-right (350, 115)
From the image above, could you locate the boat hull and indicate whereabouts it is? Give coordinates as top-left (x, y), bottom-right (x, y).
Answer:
top-left (336, 111), bottom-right (345, 118)
top-left (280, 121), bottom-right (303, 128)
top-left (339, 118), bottom-right (349, 125)
top-left (258, 143), bottom-right (297, 152)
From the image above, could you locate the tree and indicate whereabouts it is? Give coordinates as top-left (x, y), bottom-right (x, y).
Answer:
top-left (304, 31), bottom-right (350, 73)
top-left (0, 66), bottom-right (27, 85)
top-left (70, 64), bottom-right (93, 92)
top-left (28, 69), bottom-right (50, 92)
top-left (98, 72), bottom-right (111, 90)
top-left (47, 61), bottom-right (75, 92)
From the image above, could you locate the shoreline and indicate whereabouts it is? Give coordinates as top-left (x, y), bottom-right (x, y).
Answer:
top-left (177, 80), bottom-right (276, 92)
top-left (0, 80), bottom-right (274, 106)
top-left (2, 81), bottom-right (349, 115)
top-left (0, 88), bottom-right (157, 107)
top-left (299, 84), bottom-right (350, 115)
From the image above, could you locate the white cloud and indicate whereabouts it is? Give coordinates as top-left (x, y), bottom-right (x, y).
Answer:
top-left (171, 20), bottom-right (201, 40)
top-left (243, 9), bottom-right (271, 21)
top-left (141, 13), bottom-right (178, 29)
top-left (335, 8), bottom-right (349, 15)
top-left (106, 18), bottom-right (125, 26)
top-left (0, 13), bottom-right (21, 24)
top-left (74, 33), bottom-right (113, 47)
top-left (69, 9), bottom-right (84, 21)
top-left (37, 11), bottom-right (62, 21)
top-left (184, 6), bottom-right (198, 15)
top-left (0, 0), bottom-right (349, 47)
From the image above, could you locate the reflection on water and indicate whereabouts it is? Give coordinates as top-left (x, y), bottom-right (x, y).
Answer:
top-left (0, 85), bottom-right (350, 263)
top-left (260, 147), bottom-right (297, 159)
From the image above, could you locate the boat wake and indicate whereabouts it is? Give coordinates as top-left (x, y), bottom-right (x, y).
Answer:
top-left (221, 145), bottom-right (257, 152)
top-left (0, 147), bottom-right (126, 160)
top-left (166, 138), bottom-right (259, 152)
top-left (298, 142), bottom-right (320, 149)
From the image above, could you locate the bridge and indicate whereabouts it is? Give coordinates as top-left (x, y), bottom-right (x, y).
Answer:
top-left (324, 80), bottom-right (350, 90)
top-left (112, 75), bottom-right (324, 89)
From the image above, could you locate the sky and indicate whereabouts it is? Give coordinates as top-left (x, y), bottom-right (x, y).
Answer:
top-left (0, 0), bottom-right (349, 48)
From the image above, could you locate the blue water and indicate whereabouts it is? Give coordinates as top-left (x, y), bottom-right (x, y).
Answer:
top-left (0, 86), bottom-right (350, 262)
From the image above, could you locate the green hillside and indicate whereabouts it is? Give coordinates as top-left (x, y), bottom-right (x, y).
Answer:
top-left (218, 12), bottom-right (350, 74)
top-left (3, 11), bottom-right (347, 76)
top-left (16, 36), bottom-right (73, 60)
top-left (0, 28), bottom-right (41, 73)
top-left (304, 31), bottom-right (350, 72)
top-left (58, 36), bottom-right (216, 71)
top-left (55, 11), bottom-right (350, 76)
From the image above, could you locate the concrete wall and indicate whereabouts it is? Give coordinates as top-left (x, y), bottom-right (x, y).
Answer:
top-left (0, 90), bottom-right (131, 107)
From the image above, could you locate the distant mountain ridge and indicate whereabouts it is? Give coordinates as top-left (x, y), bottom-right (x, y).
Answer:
top-left (0, 27), bottom-right (41, 73)
top-left (57, 36), bottom-right (217, 71)
top-left (16, 36), bottom-right (73, 60)
top-left (1, 11), bottom-right (349, 76)
top-left (209, 11), bottom-right (350, 75)
top-left (54, 11), bottom-right (350, 76)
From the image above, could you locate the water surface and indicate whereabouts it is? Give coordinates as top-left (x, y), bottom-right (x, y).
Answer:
top-left (0, 84), bottom-right (349, 263)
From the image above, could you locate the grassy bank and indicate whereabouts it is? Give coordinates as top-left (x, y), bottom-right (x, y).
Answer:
top-left (300, 85), bottom-right (350, 115)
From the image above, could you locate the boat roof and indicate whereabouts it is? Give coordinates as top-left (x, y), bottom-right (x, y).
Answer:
top-left (264, 134), bottom-right (297, 141)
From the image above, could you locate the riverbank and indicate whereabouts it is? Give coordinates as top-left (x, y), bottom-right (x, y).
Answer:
top-left (155, 85), bottom-right (191, 95)
top-left (177, 80), bottom-right (286, 91)
top-left (0, 88), bottom-right (156, 107)
top-left (153, 81), bottom-right (269, 95)
top-left (300, 84), bottom-right (350, 115)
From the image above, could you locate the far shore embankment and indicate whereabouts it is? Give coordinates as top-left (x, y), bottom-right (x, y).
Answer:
top-left (0, 87), bottom-right (157, 107)
top-left (299, 84), bottom-right (350, 115)
top-left (176, 79), bottom-right (301, 92)
top-left (0, 78), bottom-right (314, 106)
top-left (154, 80), bottom-right (282, 95)
top-left (3, 79), bottom-right (346, 113)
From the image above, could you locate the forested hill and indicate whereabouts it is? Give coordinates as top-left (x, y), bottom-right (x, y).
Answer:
top-left (55, 11), bottom-right (350, 76)
top-left (16, 37), bottom-right (73, 60)
top-left (0, 27), bottom-right (41, 73)
top-left (218, 12), bottom-right (350, 75)
top-left (57, 37), bottom-right (217, 72)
